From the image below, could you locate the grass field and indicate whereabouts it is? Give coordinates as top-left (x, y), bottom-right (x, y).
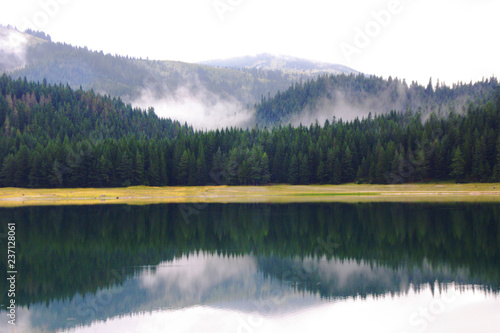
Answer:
top-left (0, 183), bottom-right (498, 206)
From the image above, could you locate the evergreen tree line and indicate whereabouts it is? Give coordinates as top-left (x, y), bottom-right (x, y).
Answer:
top-left (1, 74), bottom-right (499, 188)
top-left (256, 73), bottom-right (499, 126)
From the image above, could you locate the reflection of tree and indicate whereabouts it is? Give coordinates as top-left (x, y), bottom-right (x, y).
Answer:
top-left (258, 256), bottom-right (495, 301)
top-left (0, 202), bottom-right (498, 308)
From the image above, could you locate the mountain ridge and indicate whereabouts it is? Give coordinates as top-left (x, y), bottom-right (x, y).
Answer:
top-left (0, 26), bottom-right (361, 128)
top-left (0, 26), bottom-right (357, 106)
top-left (199, 53), bottom-right (358, 75)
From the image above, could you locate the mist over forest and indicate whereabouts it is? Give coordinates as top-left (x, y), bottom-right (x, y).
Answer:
top-left (1, 2), bottom-right (499, 332)
top-left (2, 26), bottom-right (496, 131)
top-left (0, 26), bottom-right (499, 188)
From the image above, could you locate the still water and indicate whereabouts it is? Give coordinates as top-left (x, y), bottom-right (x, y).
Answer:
top-left (1, 202), bottom-right (499, 332)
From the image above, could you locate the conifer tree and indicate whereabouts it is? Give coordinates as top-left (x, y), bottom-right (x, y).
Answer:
top-left (196, 144), bottom-right (207, 185)
top-left (450, 147), bottom-right (465, 181)
top-left (177, 150), bottom-right (190, 185)
top-left (493, 137), bottom-right (500, 182)
top-left (288, 155), bottom-right (299, 184)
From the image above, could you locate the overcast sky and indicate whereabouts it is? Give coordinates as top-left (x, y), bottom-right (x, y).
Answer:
top-left (1, 0), bottom-right (499, 85)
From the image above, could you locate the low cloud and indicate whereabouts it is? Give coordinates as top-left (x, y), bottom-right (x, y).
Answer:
top-left (0, 27), bottom-right (29, 71)
top-left (288, 91), bottom-right (374, 126)
top-left (132, 82), bottom-right (255, 130)
top-left (288, 79), bottom-right (471, 126)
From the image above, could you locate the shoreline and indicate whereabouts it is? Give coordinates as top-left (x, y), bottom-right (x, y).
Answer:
top-left (0, 184), bottom-right (499, 206)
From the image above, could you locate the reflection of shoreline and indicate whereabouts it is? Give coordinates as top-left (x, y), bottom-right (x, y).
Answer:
top-left (2, 253), bottom-right (498, 333)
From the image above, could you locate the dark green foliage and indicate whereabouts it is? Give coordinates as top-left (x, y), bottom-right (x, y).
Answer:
top-left (176, 150), bottom-right (190, 185)
top-left (494, 137), bottom-right (500, 182)
top-left (0, 75), bottom-right (499, 188)
top-left (288, 155), bottom-right (299, 184)
top-left (449, 147), bottom-right (465, 181)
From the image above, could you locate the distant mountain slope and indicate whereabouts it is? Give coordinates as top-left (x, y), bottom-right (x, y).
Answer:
top-left (254, 73), bottom-right (500, 126)
top-left (199, 53), bottom-right (358, 75)
top-left (1, 27), bottom-right (360, 128)
top-left (5, 33), bottom-right (297, 104)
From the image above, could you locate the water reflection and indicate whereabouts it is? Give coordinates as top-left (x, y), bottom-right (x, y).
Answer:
top-left (61, 284), bottom-right (498, 333)
top-left (0, 202), bottom-right (498, 332)
top-left (2, 253), bottom-right (498, 333)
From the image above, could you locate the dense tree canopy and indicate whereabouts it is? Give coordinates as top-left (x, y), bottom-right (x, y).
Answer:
top-left (0, 74), bottom-right (499, 188)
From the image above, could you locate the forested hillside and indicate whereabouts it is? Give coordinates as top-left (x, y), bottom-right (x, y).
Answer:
top-left (0, 75), bottom-right (191, 187)
top-left (11, 40), bottom-right (304, 105)
top-left (256, 73), bottom-right (499, 126)
top-left (1, 75), bottom-right (499, 188)
top-left (1, 27), bottom-right (310, 107)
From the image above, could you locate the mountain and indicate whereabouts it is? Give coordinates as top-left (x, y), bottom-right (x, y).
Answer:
top-left (0, 26), bottom-right (360, 129)
top-left (199, 53), bottom-right (358, 75)
top-left (1, 28), bottom-right (292, 101)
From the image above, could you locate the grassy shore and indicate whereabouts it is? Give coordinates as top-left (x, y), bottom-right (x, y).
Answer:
top-left (0, 183), bottom-right (498, 206)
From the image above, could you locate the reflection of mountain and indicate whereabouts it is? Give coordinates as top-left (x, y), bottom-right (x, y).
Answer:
top-left (7, 253), bottom-right (497, 333)
top-left (13, 253), bottom-right (305, 332)
top-left (258, 257), bottom-right (494, 300)
top-left (1, 203), bottom-right (499, 308)
top-left (19, 254), bottom-right (277, 332)
top-left (0, 202), bottom-right (499, 331)
top-left (2, 26), bottom-right (356, 127)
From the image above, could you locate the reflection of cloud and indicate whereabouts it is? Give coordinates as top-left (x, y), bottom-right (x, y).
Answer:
top-left (313, 258), bottom-right (390, 288)
top-left (140, 253), bottom-right (258, 302)
top-left (0, 307), bottom-right (32, 333)
top-left (10, 253), bottom-right (500, 333)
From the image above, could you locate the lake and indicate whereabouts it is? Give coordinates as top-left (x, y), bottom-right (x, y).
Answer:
top-left (1, 202), bottom-right (499, 332)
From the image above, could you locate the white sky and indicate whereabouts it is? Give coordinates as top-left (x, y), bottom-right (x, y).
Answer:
top-left (0, 0), bottom-right (499, 85)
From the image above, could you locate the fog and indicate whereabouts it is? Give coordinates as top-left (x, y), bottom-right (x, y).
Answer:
top-left (290, 84), bottom-right (410, 126)
top-left (132, 83), bottom-right (256, 130)
top-left (133, 80), bottom-right (414, 130)
top-left (288, 80), bottom-right (470, 127)
top-left (0, 27), bottom-right (29, 71)
top-left (288, 91), bottom-right (381, 126)
top-left (134, 81), bottom-right (460, 130)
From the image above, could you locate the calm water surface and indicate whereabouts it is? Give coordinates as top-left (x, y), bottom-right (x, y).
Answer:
top-left (1, 203), bottom-right (499, 332)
